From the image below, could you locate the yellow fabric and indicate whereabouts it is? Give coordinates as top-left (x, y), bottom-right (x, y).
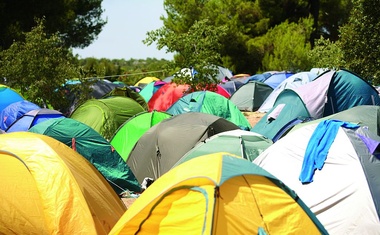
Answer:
top-left (110, 152), bottom-right (322, 235)
top-left (134, 77), bottom-right (160, 87)
top-left (0, 132), bottom-right (125, 234)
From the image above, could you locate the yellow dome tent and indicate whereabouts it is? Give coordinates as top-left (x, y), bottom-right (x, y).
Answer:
top-left (0, 132), bottom-right (126, 234)
top-left (109, 152), bottom-right (327, 235)
top-left (134, 76), bottom-right (160, 88)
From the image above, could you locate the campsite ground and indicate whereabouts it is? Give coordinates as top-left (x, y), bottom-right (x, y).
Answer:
top-left (121, 111), bottom-right (265, 208)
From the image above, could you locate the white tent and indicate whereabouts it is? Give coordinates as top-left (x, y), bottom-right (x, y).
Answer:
top-left (253, 121), bottom-right (380, 234)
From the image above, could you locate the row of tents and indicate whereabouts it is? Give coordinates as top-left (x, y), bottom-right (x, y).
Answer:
top-left (1, 66), bottom-right (380, 234)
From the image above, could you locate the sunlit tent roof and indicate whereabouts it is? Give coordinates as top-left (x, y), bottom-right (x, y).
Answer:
top-left (110, 152), bottom-right (327, 235)
top-left (0, 132), bottom-right (125, 234)
top-left (166, 90), bottom-right (251, 130)
top-left (29, 117), bottom-right (142, 194)
top-left (70, 96), bottom-right (146, 140)
top-left (173, 129), bottom-right (273, 166)
top-left (126, 112), bottom-right (240, 183)
top-left (134, 76), bottom-right (160, 89)
top-left (147, 82), bottom-right (191, 112)
top-left (253, 120), bottom-right (380, 234)
top-left (0, 100), bottom-right (40, 130)
top-left (110, 110), bottom-right (172, 161)
top-left (6, 108), bottom-right (64, 133)
top-left (138, 80), bottom-right (167, 102)
top-left (0, 84), bottom-right (24, 112)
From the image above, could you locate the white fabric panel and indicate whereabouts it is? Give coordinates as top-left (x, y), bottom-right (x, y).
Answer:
top-left (293, 71), bottom-right (334, 118)
top-left (253, 123), bottom-right (380, 234)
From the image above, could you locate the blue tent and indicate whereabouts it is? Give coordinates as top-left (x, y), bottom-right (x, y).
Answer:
top-left (263, 72), bottom-right (295, 89)
top-left (0, 85), bottom-right (24, 112)
top-left (6, 108), bottom-right (64, 132)
top-left (0, 100), bottom-right (40, 130)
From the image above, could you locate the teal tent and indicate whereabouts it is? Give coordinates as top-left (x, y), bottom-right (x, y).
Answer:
top-left (29, 118), bottom-right (142, 195)
top-left (70, 96), bottom-right (146, 140)
top-left (110, 111), bottom-right (172, 161)
top-left (167, 91), bottom-right (251, 130)
top-left (252, 69), bottom-right (380, 141)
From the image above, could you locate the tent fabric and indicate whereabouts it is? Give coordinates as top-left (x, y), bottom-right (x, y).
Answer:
top-left (147, 83), bottom-right (191, 112)
top-left (174, 129), bottom-right (273, 166)
top-left (6, 108), bottom-right (64, 133)
top-left (0, 132), bottom-right (125, 235)
top-left (218, 80), bottom-right (245, 96)
top-left (251, 69), bottom-right (380, 141)
top-left (253, 123), bottom-right (380, 234)
top-left (258, 71), bottom-right (317, 113)
top-left (29, 118), bottom-right (142, 194)
top-left (0, 84), bottom-right (24, 112)
top-left (263, 72), bottom-right (295, 89)
top-left (70, 96), bottom-right (146, 140)
top-left (291, 105), bottom-right (380, 136)
top-left (139, 80), bottom-right (167, 102)
top-left (134, 76), bottom-right (160, 88)
top-left (110, 111), bottom-right (172, 161)
top-left (251, 89), bottom-right (310, 141)
top-left (230, 81), bottom-right (274, 112)
top-left (109, 152), bottom-right (328, 235)
top-left (101, 86), bottom-right (148, 110)
top-left (126, 112), bottom-right (241, 183)
top-left (0, 100), bottom-right (40, 130)
top-left (166, 91), bottom-right (251, 130)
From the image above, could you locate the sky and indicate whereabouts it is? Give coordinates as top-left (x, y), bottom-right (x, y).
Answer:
top-left (72, 0), bottom-right (174, 60)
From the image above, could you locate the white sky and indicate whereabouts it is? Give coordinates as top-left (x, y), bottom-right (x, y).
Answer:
top-left (72, 0), bottom-right (174, 60)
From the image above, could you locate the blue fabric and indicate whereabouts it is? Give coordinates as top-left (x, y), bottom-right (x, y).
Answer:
top-left (299, 120), bottom-right (359, 184)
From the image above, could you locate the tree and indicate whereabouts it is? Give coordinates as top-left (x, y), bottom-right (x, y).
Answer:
top-left (0, 19), bottom-right (80, 110)
top-left (339, 0), bottom-right (380, 84)
top-left (144, 18), bottom-right (228, 90)
top-left (251, 17), bottom-right (314, 72)
top-left (161, 0), bottom-right (352, 74)
top-left (0, 0), bottom-right (105, 50)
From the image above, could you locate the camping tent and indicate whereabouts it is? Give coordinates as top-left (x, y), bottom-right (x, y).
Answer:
top-left (218, 80), bottom-right (245, 97)
top-left (253, 120), bottom-right (380, 234)
top-left (6, 108), bottom-right (64, 133)
top-left (0, 84), bottom-right (24, 112)
top-left (126, 112), bottom-right (240, 183)
top-left (262, 71), bottom-right (295, 89)
top-left (147, 83), bottom-right (191, 112)
top-left (166, 91), bottom-right (251, 130)
top-left (0, 132), bottom-right (125, 234)
top-left (110, 111), bottom-right (172, 161)
top-left (0, 100), bottom-right (40, 130)
top-left (134, 76), bottom-right (160, 88)
top-left (139, 80), bottom-right (167, 102)
top-left (70, 96), bottom-right (146, 140)
top-left (229, 81), bottom-right (273, 111)
top-left (252, 69), bottom-right (380, 141)
top-left (109, 152), bottom-right (327, 235)
top-left (29, 118), bottom-right (142, 194)
top-left (174, 129), bottom-right (273, 166)
top-left (102, 86), bottom-right (148, 110)
top-left (258, 71), bottom-right (317, 113)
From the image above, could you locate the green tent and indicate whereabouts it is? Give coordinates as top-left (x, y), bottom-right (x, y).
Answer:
top-left (174, 129), bottom-right (273, 167)
top-left (166, 91), bottom-right (251, 130)
top-left (29, 118), bottom-right (142, 195)
top-left (70, 96), bottom-right (146, 140)
top-left (110, 111), bottom-right (172, 161)
top-left (102, 86), bottom-right (148, 111)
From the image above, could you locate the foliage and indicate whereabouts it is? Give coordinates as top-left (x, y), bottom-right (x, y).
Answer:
top-left (0, 19), bottom-right (80, 110)
top-left (338, 0), bottom-right (380, 84)
top-left (308, 37), bottom-right (345, 70)
top-left (0, 0), bottom-right (105, 50)
top-left (144, 18), bottom-right (228, 90)
top-left (161, 0), bottom-right (352, 75)
top-left (250, 17), bottom-right (314, 72)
